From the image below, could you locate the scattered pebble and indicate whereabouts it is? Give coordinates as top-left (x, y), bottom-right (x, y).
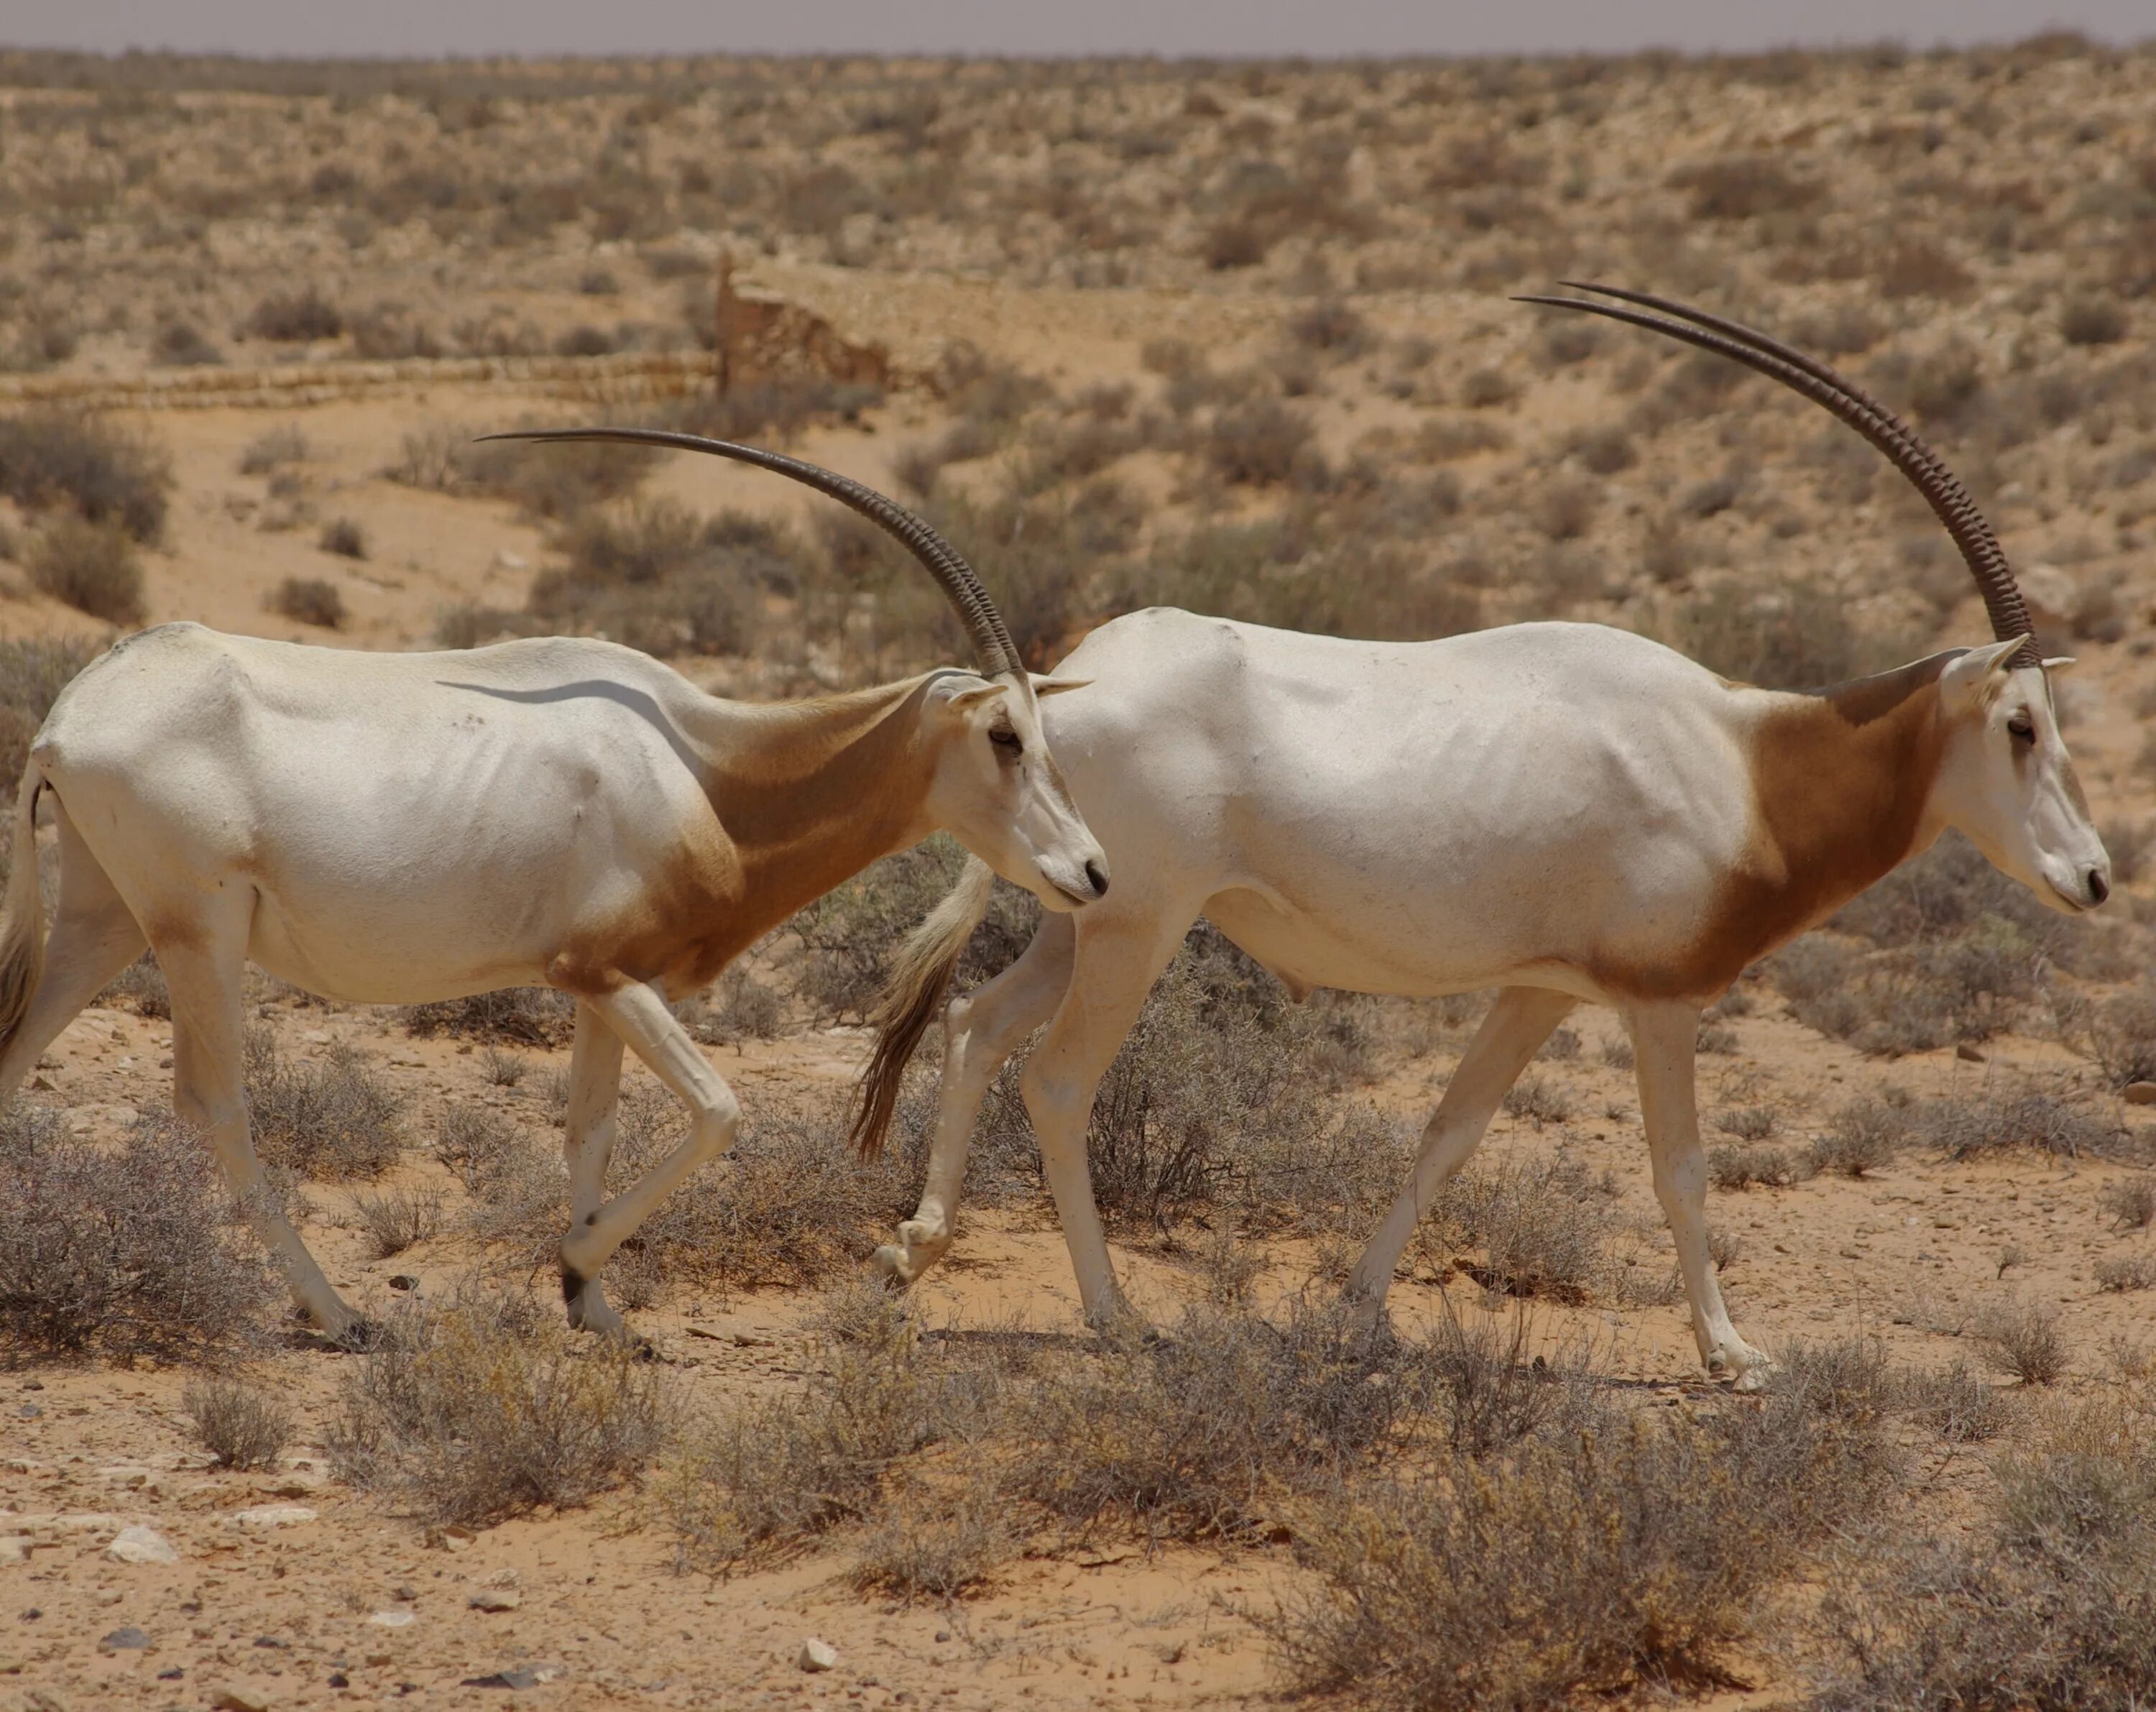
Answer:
top-left (463, 1663), bottom-right (563, 1689)
top-left (98, 1626), bottom-right (150, 1652)
top-left (107, 1524), bottom-right (179, 1565)
top-left (211, 1690), bottom-right (273, 1712)
top-left (232, 1506), bottom-right (318, 1528)
top-left (0, 1537), bottom-right (29, 1565)
top-left (798, 1637), bottom-right (839, 1672)
top-left (469, 1586), bottom-right (522, 1613)
top-left (368, 1610), bottom-right (417, 1629)
top-left (2127, 1081), bottom-right (2156, 1105)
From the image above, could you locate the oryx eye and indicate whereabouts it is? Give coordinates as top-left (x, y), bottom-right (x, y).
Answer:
top-left (2007, 714), bottom-right (2035, 744)
top-left (989, 726), bottom-right (1023, 755)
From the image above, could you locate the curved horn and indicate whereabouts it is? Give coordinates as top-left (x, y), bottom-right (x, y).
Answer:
top-left (480, 427), bottom-right (1023, 678)
top-left (1515, 285), bottom-right (2040, 668)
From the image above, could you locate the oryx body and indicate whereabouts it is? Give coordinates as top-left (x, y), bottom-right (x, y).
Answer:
top-left (859, 288), bottom-right (2110, 1388)
top-left (0, 434), bottom-right (1107, 1343)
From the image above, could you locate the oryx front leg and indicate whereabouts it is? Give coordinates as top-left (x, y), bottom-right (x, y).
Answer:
top-left (1627, 1002), bottom-right (1772, 1389)
top-left (874, 911), bottom-right (1074, 1289)
top-left (558, 1002), bottom-right (627, 1334)
top-left (1346, 986), bottom-right (1577, 1319)
top-left (1020, 909), bottom-right (1189, 1335)
top-left (556, 980), bottom-right (740, 1327)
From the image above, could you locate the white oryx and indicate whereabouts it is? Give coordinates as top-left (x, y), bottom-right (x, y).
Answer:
top-left (854, 285), bottom-right (2109, 1388)
top-left (0, 432), bottom-right (1107, 1345)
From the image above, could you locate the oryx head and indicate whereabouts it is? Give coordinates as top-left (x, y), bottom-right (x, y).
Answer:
top-left (1522, 282), bottom-right (2111, 915)
top-left (483, 425), bottom-right (1110, 912)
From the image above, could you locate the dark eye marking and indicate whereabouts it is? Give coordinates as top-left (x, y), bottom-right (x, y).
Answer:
top-left (2007, 714), bottom-right (2035, 744)
top-left (989, 726), bottom-right (1023, 755)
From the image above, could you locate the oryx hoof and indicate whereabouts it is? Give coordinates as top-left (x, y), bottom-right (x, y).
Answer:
top-left (326, 1317), bottom-right (384, 1354)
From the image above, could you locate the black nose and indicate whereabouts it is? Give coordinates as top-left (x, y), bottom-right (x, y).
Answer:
top-left (1084, 860), bottom-right (1110, 898)
top-left (2088, 869), bottom-right (2110, 906)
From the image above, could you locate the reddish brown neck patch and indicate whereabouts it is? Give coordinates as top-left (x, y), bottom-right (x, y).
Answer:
top-left (1626, 653), bottom-right (1958, 1003)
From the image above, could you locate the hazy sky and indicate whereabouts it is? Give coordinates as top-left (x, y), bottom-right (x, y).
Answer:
top-left (6, 1), bottom-right (2150, 60)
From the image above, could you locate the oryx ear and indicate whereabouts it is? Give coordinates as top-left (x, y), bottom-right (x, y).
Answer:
top-left (941, 683), bottom-right (1009, 715)
top-left (1028, 675), bottom-right (1093, 697)
top-left (2041, 656), bottom-right (2078, 675)
top-left (1940, 638), bottom-right (2024, 703)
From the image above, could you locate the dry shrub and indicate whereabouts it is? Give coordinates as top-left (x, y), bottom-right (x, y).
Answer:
top-left (1012, 1299), bottom-right (1446, 1543)
top-left (1708, 1143), bottom-right (1808, 1190)
top-left (2086, 980), bottom-right (2156, 1090)
top-left (183, 1376), bottom-right (294, 1470)
top-left (793, 839), bottom-right (1032, 1026)
top-left (1204, 397), bottom-right (1317, 487)
top-left (2097, 1252), bottom-right (2156, 1293)
top-left (606, 1087), bottom-right (912, 1293)
top-left (1286, 299), bottom-right (1372, 359)
top-left (1501, 1073), bottom-right (1572, 1128)
top-left (1973, 1297), bottom-right (2070, 1385)
top-left (2060, 295), bottom-right (2129, 347)
top-left (0, 632), bottom-right (99, 794)
top-left (1899, 1359), bottom-right (2009, 1443)
top-left (1429, 1156), bottom-right (1618, 1302)
top-left (353, 1184), bottom-right (444, 1258)
top-left (662, 1290), bottom-right (947, 1569)
top-left (1810, 1100), bottom-right (1902, 1178)
top-left (316, 517), bottom-right (367, 561)
top-left (1804, 1394), bottom-right (2156, 1711)
top-left (387, 422), bottom-right (657, 521)
top-left (851, 1486), bottom-right (1014, 1603)
top-left (1672, 156), bottom-right (1820, 221)
top-left (401, 986), bottom-right (575, 1048)
top-left (433, 1102), bottom-right (521, 1194)
top-left (100, 952), bottom-right (170, 1018)
top-left (244, 1028), bottom-right (404, 1179)
top-left (0, 1105), bottom-right (272, 1365)
top-left (979, 926), bottom-right (1392, 1235)
top-left (237, 425), bottom-right (308, 474)
top-left (152, 318), bottom-right (224, 367)
top-left (1528, 476), bottom-right (1600, 542)
top-left (27, 515), bottom-right (146, 624)
top-left (270, 575), bottom-right (344, 628)
top-left (528, 497), bottom-right (786, 657)
top-left (1271, 1368), bottom-right (1896, 1710)
top-left (1917, 1088), bottom-right (2114, 1161)
top-left (241, 286), bottom-right (342, 342)
top-left (2104, 1174), bottom-right (2156, 1231)
top-left (1673, 575), bottom-right (1909, 691)
top-left (329, 1287), bottom-right (664, 1526)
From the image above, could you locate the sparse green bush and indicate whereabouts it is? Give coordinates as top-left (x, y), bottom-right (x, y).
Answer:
top-left (0, 1106), bottom-right (273, 1365)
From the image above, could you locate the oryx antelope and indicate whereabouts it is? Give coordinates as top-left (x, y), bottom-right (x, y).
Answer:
top-left (854, 285), bottom-right (2109, 1388)
top-left (0, 431), bottom-right (1107, 1345)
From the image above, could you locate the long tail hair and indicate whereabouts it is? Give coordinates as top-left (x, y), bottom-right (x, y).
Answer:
top-left (847, 855), bottom-right (995, 1159)
top-left (0, 764), bottom-right (49, 1062)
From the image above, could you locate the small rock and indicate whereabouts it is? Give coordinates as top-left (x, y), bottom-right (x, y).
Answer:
top-left (232, 1506), bottom-right (317, 1528)
top-left (463, 1663), bottom-right (564, 1689)
top-left (108, 1524), bottom-right (179, 1564)
top-left (326, 1674), bottom-right (348, 1689)
top-left (1955, 1042), bottom-right (1986, 1063)
top-left (98, 1626), bottom-right (150, 1652)
top-left (493, 550), bottom-right (530, 571)
top-left (17, 1404), bottom-right (42, 1419)
top-left (387, 1275), bottom-right (419, 1292)
top-left (468, 1586), bottom-right (522, 1613)
top-left (798, 1637), bottom-right (839, 1673)
top-left (367, 1610), bottom-right (416, 1629)
top-left (211, 1690), bottom-right (273, 1712)
top-left (0, 1537), bottom-right (29, 1565)
top-left (157, 1667), bottom-right (185, 1681)
top-left (2126, 1082), bottom-right (2156, 1105)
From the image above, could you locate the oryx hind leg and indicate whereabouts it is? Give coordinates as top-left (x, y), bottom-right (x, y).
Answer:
top-left (556, 979), bottom-right (740, 1327)
top-left (0, 799), bottom-right (147, 1099)
top-left (1021, 903), bottom-right (1194, 1333)
top-left (558, 1001), bottom-right (627, 1334)
top-left (1626, 1000), bottom-right (1772, 1389)
top-left (872, 910), bottom-right (1075, 1289)
top-left (157, 891), bottom-right (364, 1341)
top-left (1346, 985), bottom-right (1577, 1318)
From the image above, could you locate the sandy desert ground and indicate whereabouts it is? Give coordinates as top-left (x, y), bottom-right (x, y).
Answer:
top-left (4, 37), bottom-right (2156, 1712)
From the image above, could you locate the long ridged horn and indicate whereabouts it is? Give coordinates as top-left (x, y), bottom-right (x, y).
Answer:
top-left (1515, 284), bottom-right (2040, 668)
top-left (480, 427), bottom-right (1023, 678)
